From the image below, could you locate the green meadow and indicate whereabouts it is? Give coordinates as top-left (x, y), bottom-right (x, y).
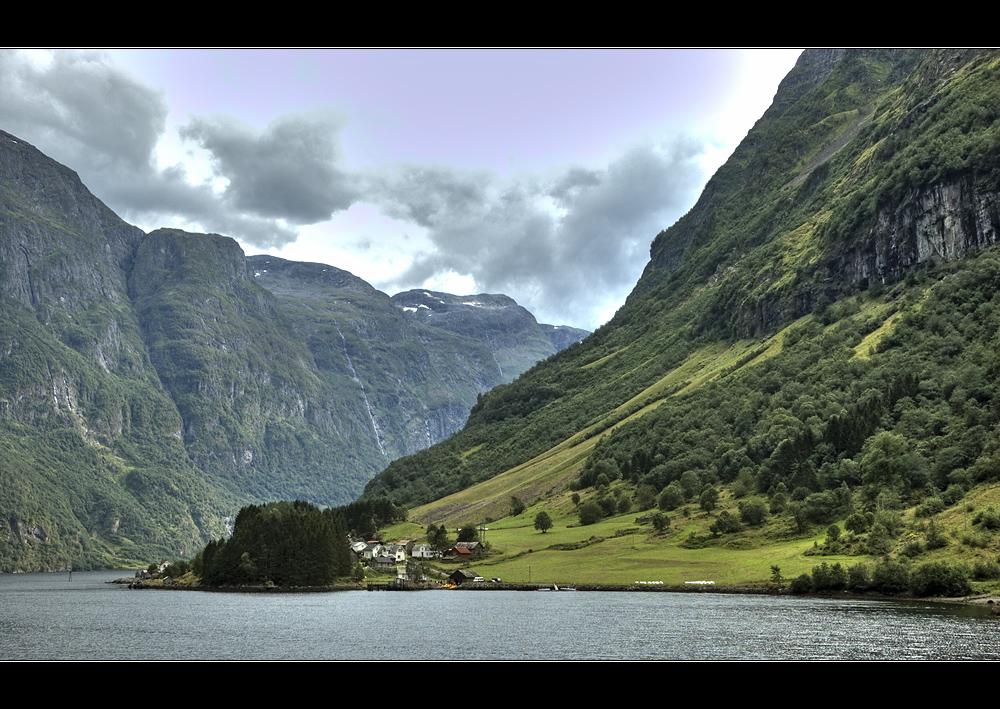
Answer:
top-left (388, 490), bottom-right (850, 588)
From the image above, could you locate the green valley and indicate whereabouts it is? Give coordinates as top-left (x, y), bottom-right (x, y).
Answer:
top-left (9, 48), bottom-right (1000, 595)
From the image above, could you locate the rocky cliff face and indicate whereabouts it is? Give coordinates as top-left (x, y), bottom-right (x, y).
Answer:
top-left (0, 131), bottom-right (155, 440)
top-left (0, 131), bottom-right (147, 375)
top-left (129, 233), bottom-right (338, 492)
top-left (0, 133), bottom-right (230, 570)
top-left (539, 323), bottom-right (591, 351)
top-left (728, 176), bottom-right (1000, 335)
top-left (252, 257), bottom-right (587, 459)
top-left (639, 49), bottom-right (1000, 338)
top-left (831, 176), bottom-right (1000, 287)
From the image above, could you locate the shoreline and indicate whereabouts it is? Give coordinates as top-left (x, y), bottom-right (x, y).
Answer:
top-left (108, 576), bottom-right (1000, 608)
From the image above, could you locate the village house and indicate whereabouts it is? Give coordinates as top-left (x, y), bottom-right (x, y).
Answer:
top-left (442, 545), bottom-right (473, 562)
top-left (384, 544), bottom-right (407, 564)
top-left (410, 544), bottom-right (440, 559)
top-left (448, 569), bottom-right (479, 584)
top-left (455, 541), bottom-right (483, 557)
top-left (371, 554), bottom-right (397, 570)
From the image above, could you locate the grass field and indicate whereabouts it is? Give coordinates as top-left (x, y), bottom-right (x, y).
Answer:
top-left (381, 477), bottom-right (1000, 594)
top-left (386, 489), bottom-right (853, 588)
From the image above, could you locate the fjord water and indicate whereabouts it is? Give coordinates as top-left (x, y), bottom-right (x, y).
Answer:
top-left (2, 571), bottom-right (998, 661)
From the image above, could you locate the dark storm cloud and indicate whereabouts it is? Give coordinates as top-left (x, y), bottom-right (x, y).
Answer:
top-left (0, 49), bottom-right (166, 172)
top-left (0, 47), bottom-right (177, 212)
top-left (178, 111), bottom-right (360, 225)
top-left (375, 138), bottom-right (707, 326)
top-left (368, 164), bottom-right (496, 229)
top-left (548, 166), bottom-right (602, 202)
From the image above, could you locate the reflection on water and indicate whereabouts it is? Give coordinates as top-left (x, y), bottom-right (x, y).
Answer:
top-left (1, 571), bottom-right (998, 660)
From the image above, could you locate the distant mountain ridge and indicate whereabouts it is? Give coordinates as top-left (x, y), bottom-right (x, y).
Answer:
top-left (0, 129), bottom-right (587, 571)
top-left (390, 289), bottom-right (588, 381)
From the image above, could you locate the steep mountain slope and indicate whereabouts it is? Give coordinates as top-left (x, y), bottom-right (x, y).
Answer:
top-left (361, 48), bottom-right (1000, 545)
top-left (0, 131), bottom-right (232, 571)
top-left (129, 231), bottom-right (371, 505)
top-left (0, 130), bottom-right (586, 571)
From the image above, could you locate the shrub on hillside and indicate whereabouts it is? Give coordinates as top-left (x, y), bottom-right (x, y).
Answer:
top-left (910, 561), bottom-right (971, 597)
top-left (709, 511), bottom-right (741, 536)
top-left (846, 563), bottom-right (872, 592)
top-left (738, 498), bottom-right (768, 527)
top-left (789, 573), bottom-right (813, 594)
top-left (811, 561), bottom-right (848, 591)
top-left (870, 557), bottom-right (911, 595)
top-left (578, 501), bottom-right (603, 526)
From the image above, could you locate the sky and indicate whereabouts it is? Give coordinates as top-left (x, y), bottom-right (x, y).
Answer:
top-left (0, 48), bottom-right (802, 330)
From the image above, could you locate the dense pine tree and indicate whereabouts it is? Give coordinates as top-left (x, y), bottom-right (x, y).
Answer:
top-left (199, 501), bottom-right (353, 587)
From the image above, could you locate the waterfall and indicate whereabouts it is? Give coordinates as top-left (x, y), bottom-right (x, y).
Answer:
top-left (334, 321), bottom-right (386, 457)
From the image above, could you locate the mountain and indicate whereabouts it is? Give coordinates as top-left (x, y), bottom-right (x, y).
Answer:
top-left (390, 289), bottom-right (589, 381)
top-left (0, 132), bottom-right (231, 571)
top-left (361, 47), bottom-right (1000, 551)
top-left (0, 130), bottom-right (585, 571)
top-left (249, 256), bottom-right (586, 461)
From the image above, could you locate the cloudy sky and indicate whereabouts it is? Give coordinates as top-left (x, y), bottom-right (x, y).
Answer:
top-left (0, 48), bottom-right (801, 330)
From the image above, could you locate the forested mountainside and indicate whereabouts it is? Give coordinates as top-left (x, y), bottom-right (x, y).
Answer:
top-left (0, 129), bottom-right (585, 571)
top-left (362, 49), bottom-right (1000, 541)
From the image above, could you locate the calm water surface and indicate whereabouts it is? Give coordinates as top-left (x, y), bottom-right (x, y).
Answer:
top-left (2, 571), bottom-right (998, 660)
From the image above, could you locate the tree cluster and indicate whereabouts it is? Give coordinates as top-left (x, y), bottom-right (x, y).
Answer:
top-left (333, 496), bottom-right (407, 538)
top-left (788, 557), bottom-right (972, 597)
top-left (194, 500), bottom-right (353, 587)
top-left (425, 523), bottom-right (451, 550)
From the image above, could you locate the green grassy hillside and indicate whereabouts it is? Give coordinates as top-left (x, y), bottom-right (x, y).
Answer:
top-left (361, 49), bottom-right (1000, 589)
